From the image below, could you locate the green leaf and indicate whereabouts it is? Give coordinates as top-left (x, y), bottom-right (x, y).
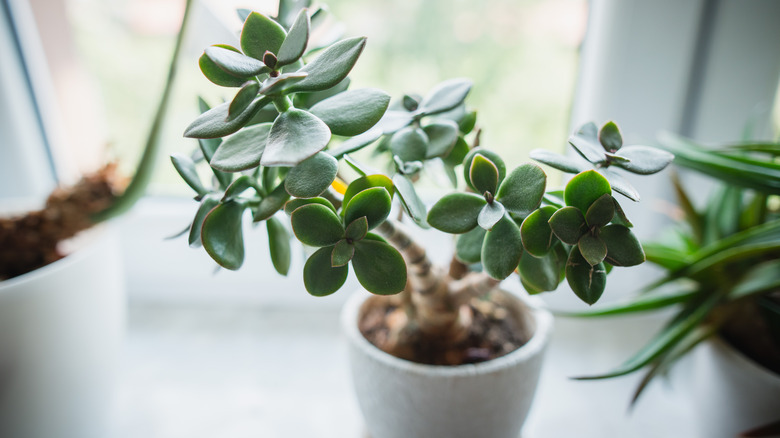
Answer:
top-left (521, 206), bottom-right (558, 257)
top-left (519, 245), bottom-right (564, 292)
top-left (199, 139), bottom-right (232, 188)
top-left (529, 149), bottom-right (589, 174)
top-left (290, 203), bottom-right (344, 246)
top-left (267, 216), bottom-right (291, 275)
top-left (199, 47), bottom-right (249, 88)
top-left (390, 126), bottom-right (428, 162)
top-left (254, 182), bottom-right (291, 221)
top-left (469, 154), bottom-right (499, 194)
top-left (352, 240), bottom-right (407, 295)
top-left (343, 187), bottom-right (392, 230)
top-left (345, 216), bottom-right (368, 241)
top-left (210, 123), bottom-right (272, 172)
top-left (443, 136), bottom-right (470, 167)
top-left (374, 110), bottom-right (413, 134)
top-left (598, 121), bottom-right (623, 152)
top-left (729, 260), bottom-right (780, 299)
top-left (496, 163), bottom-right (547, 216)
top-left (585, 194), bottom-right (615, 227)
top-left (342, 174), bottom-right (394, 212)
top-left (261, 109), bottom-right (331, 166)
top-left (427, 192), bottom-right (486, 234)
top-left (578, 233), bottom-right (607, 266)
top-left (184, 97), bottom-right (271, 139)
top-left (548, 206), bottom-right (587, 245)
top-left (418, 78), bottom-right (472, 116)
top-left (188, 194), bottom-right (220, 248)
top-left (601, 224), bottom-right (645, 266)
top-left (456, 226), bottom-right (486, 263)
top-left (309, 88), bottom-right (391, 136)
top-left (240, 12), bottom-right (287, 60)
top-left (611, 196), bottom-right (634, 227)
top-left (258, 72), bottom-right (308, 96)
top-left (276, 9), bottom-right (309, 66)
top-left (558, 285), bottom-right (700, 317)
top-left (284, 151), bottom-right (338, 198)
top-left (221, 175), bottom-right (255, 202)
top-left (423, 120), bottom-right (458, 158)
top-left (284, 197), bottom-right (336, 215)
top-left (478, 202), bottom-right (505, 231)
top-left (204, 46), bottom-right (268, 77)
top-left (304, 246), bottom-right (349, 297)
top-left (459, 110), bottom-right (477, 134)
top-left (171, 153), bottom-right (207, 196)
top-left (286, 37), bottom-right (366, 93)
top-left (331, 239), bottom-right (355, 267)
top-left (202, 201), bottom-right (246, 270)
top-left (328, 128), bottom-right (383, 159)
top-left (564, 170), bottom-right (612, 213)
top-left (463, 148), bottom-right (506, 191)
top-left (566, 246), bottom-right (607, 305)
top-left (613, 146), bottom-right (674, 175)
top-left (481, 215), bottom-right (524, 279)
top-left (393, 174), bottom-right (428, 227)
top-left (569, 122), bottom-right (606, 164)
top-left (599, 168), bottom-right (640, 202)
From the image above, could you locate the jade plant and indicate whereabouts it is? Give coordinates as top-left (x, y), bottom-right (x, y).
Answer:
top-left (174, 2), bottom-right (673, 362)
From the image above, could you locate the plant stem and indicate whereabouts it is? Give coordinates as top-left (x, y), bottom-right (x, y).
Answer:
top-left (273, 96), bottom-right (293, 113)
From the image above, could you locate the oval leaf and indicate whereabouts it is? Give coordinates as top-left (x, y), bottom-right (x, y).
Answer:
top-left (241, 12), bottom-right (287, 60)
top-left (613, 145), bottom-right (674, 175)
top-left (519, 246), bottom-right (563, 292)
top-left (309, 88), bottom-right (390, 136)
top-left (331, 239), bottom-right (355, 267)
top-left (601, 224), bottom-right (645, 267)
top-left (342, 174), bottom-right (395, 212)
top-left (199, 49), bottom-right (249, 88)
top-left (290, 203), bottom-right (344, 247)
top-left (171, 153), bottom-right (207, 196)
top-left (390, 126), bottom-right (428, 162)
top-left (423, 120), bottom-right (458, 158)
top-left (418, 78), bottom-right (472, 116)
top-left (477, 202), bottom-right (505, 231)
top-left (469, 154), bottom-right (499, 195)
top-left (304, 246), bottom-right (349, 297)
top-left (205, 46), bottom-right (268, 77)
top-left (585, 194), bottom-right (615, 227)
top-left (343, 187), bottom-right (392, 230)
top-left (392, 174), bottom-right (428, 227)
top-left (481, 215), bottom-right (524, 280)
top-left (267, 216), bottom-right (291, 275)
top-left (202, 201), bottom-right (246, 270)
top-left (566, 246), bottom-right (607, 305)
top-left (427, 192), bottom-right (486, 234)
top-left (258, 72), bottom-right (308, 96)
top-left (284, 197), bottom-right (336, 215)
top-left (254, 182), bottom-right (291, 221)
top-left (188, 194), bottom-right (220, 248)
top-left (463, 148), bottom-right (506, 191)
top-left (496, 163), bottom-right (547, 215)
top-left (352, 240), bottom-right (407, 295)
top-left (286, 37), bottom-right (367, 93)
top-left (345, 216), bottom-right (368, 241)
top-left (529, 149), bottom-right (589, 174)
top-left (564, 170), bottom-right (612, 213)
top-left (456, 226), bottom-right (487, 263)
top-left (548, 206), bottom-right (587, 245)
top-left (578, 233), bottom-right (607, 266)
top-left (276, 9), bottom-right (310, 66)
top-left (569, 122), bottom-right (606, 164)
top-left (210, 123), bottom-right (272, 172)
top-left (184, 97), bottom-right (271, 139)
top-left (521, 205), bottom-right (558, 257)
top-left (261, 109), bottom-right (331, 167)
top-left (599, 121), bottom-right (623, 152)
top-left (284, 152), bottom-right (338, 198)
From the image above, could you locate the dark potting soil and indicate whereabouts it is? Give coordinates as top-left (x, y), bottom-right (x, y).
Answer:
top-left (359, 292), bottom-right (533, 366)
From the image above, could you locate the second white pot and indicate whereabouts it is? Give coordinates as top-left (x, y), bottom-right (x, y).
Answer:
top-left (341, 289), bottom-right (552, 438)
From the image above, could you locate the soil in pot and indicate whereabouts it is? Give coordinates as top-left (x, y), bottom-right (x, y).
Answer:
top-left (359, 290), bottom-right (534, 366)
top-left (719, 292), bottom-right (780, 375)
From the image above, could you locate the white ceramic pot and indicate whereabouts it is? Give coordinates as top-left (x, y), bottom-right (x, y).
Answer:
top-left (341, 289), bottom-right (552, 438)
top-left (690, 337), bottom-right (780, 438)
top-left (0, 227), bottom-right (125, 438)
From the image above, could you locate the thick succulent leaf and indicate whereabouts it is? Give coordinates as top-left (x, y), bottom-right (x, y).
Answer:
top-left (374, 110), bottom-right (413, 134)
top-left (423, 120), bottom-right (458, 158)
top-left (477, 202), bottom-right (505, 231)
top-left (188, 194), bottom-right (220, 248)
top-left (267, 216), bottom-right (291, 275)
top-left (418, 78), bottom-right (472, 116)
top-left (390, 126), bottom-right (428, 162)
top-left (262, 109), bottom-right (331, 166)
top-left (598, 168), bottom-right (640, 202)
top-left (519, 246), bottom-right (563, 292)
top-left (578, 233), bottom-right (607, 266)
top-left (496, 163), bottom-right (547, 216)
top-left (345, 216), bottom-right (368, 241)
top-left (585, 194), bottom-right (615, 227)
top-left (304, 246), bottom-right (349, 296)
top-left (199, 139), bottom-right (232, 188)
top-left (202, 201), bottom-right (246, 270)
top-left (529, 149), bottom-right (589, 174)
top-left (284, 197), bottom-right (336, 215)
top-left (469, 154), bottom-right (499, 195)
top-left (171, 153), bottom-right (207, 196)
top-left (481, 215), bottom-right (524, 280)
top-left (343, 187), bottom-right (392, 230)
top-left (284, 151), bottom-right (338, 198)
top-left (463, 148), bottom-right (506, 191)
top-left (205, 46), bottom-right (267, 77)
top-left (613, 145), bottom-right (674, 175)
top-left (566, 246), bottom-right (607, 305)
top-left (456, 226), bottom-right (487, 263)
top-left (352, 240), bottom-right (407, 295)
top-left (612, 197), bottom-right (634, 227)
top-left (443, 136), bottom-right (470, 167)
top-left (427, 192), bottom-right (486, 234)
top-left (240, 12), bottom-right (287, 60)
top-left (598, 121), bottom-right (623, 152)
top-left (254, 182), bottom-right (291, 221)
top-left (276, 9), bottom-right (309, 66)
top-left (601, 224), bottom-right (645, 267)
top-left (309, 88), bottom-right (390, 136)
top-left (331, 239), bottom-right (355, 267)
top-left (290, 203), bottom-right (344, 246)
top-left (286, 37), bottom-right (367, 93)
top-left (564, 170), bottom-right (612, 213)
top-left (342, 174), bottom-right (394, 212)
top-left (569, 122), bottom-right (606, 164)
top-left (221, 175), bottom-right (255, 202)
top-left (184, 97), bottom-right (271, 139)
top-left (393, 174), bottom-right (428, 227)
top-left (328, 128), bottom-right (382, 159)
top-left (198, 46), bottom-right (248, 88)
top-left (521, 206), bottom-right (558, 257)
top-left (210, 123), bottom-right (272, 172)
top-left (258, 72), bottom-right (308, 95)
top-left (548, 206), bottom-right (587, 245)
top-left (459, 110), bottom-right (477, 134)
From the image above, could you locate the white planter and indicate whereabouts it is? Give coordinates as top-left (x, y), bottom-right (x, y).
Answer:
top-left (341, 289), bottom-right (552, 438)
top-left (0, 227), bottom-right (125, 438)
top-left (690, 337), bottom-right (780, 438)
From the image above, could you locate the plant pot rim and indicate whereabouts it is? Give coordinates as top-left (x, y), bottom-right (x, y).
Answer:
top-left (341, 288), bottom-right (553, 377)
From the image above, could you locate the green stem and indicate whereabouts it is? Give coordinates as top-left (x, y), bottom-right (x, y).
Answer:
top-left (92, 0), bottom-right (194, 223)
top-left (272, 96), bottom-right (293, 113)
